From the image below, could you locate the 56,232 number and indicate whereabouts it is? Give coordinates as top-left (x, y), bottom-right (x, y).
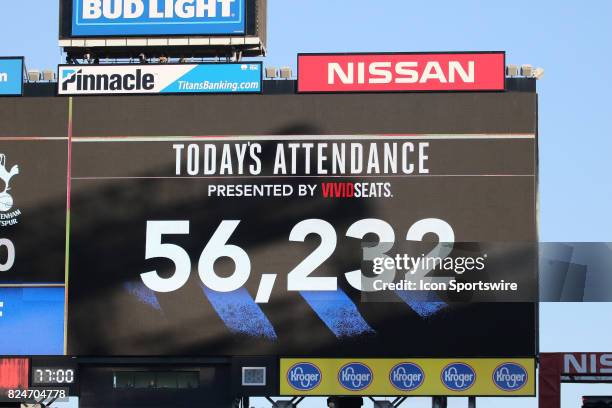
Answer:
top-left (141, 218), bottom-right (454, 302)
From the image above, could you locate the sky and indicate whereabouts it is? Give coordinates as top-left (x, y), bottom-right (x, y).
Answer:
top-left (2, 1), bottom-right (612, 407)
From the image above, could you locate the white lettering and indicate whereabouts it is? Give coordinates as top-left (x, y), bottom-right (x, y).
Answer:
top-left (149, 0), bottom-right (163, 18)
top-left (83, 0), bottom-right (102, 19)
top-left (329, 63), bottom-right (353, 85)
top-left (369, 62), bottom-right (392, 84)
top-left (565, 354), bottom-right (587, 374)
top-left (196, 0), bottom-right (216, 17)
top-left (448, 61), bottom-right (474, 83)
top-left (420, 62), bottom-right (447, 83)
top-left (124, 0), bottom-right (144, 18)
top-left (102, 0), bottom-right (123, 19)
top-left (395, 62), bottom-right (418, 83)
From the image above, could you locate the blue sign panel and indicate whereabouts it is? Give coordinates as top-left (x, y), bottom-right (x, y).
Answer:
top-left (160, 62), bottom-right (262, 94)
top-left (71, 0), bottom-right (246, 36)
top-left (287, 363), bottom-right (322, 391)
top-left (0, 287), bottom-right (64, 355)
top-left (492, 362), bottom-right (528, 391)
top-left (0, 58), bottom-right (23, 96)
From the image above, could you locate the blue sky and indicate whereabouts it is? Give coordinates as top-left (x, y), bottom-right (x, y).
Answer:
top-left (2, 1), bottom-right (612, 407)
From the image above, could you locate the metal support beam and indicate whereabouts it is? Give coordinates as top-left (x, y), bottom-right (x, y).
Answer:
top-left (393, 397), bottom-right (408, 407)
top-left (432, 397), bottom-right (447, 408)
top-left (468, 397), bottom-right (476, 408)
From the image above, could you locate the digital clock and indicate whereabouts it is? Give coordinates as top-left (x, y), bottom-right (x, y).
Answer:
top-left (32, 368), bottom-right (76, 385)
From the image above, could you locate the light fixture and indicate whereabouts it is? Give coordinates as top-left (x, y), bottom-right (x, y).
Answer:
top-left (279, 66), bottom-right (292, 79)
top-left (533, 67), bottom-right (545, 80)
top-left (265, 66), bottom-right (278, 79)
top-left (42, 70), bottom-right (56, 82)
top-left (520, 64), bottom-right (533, 77)
top-left (27, 70), bottom-right (41, 82)
top-left (506, 64), bottom-right (519, 77)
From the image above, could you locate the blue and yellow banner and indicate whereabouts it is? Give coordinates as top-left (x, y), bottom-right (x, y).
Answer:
top-left (280, 358), bottom-right (535, 396)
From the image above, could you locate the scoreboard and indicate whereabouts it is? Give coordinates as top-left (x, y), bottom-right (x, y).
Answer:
top-left (0, 91), bottom-right (537, 398)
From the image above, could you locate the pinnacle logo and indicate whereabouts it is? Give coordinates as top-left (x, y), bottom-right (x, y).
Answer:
top-left (0, 153), bottom-right (21, 226)
top-left (60, 67), bottom-right (155, 93)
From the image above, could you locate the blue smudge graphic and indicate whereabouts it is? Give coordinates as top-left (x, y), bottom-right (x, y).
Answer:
top-left (395, 290), bottom-right (447, 318)
top-left (300, 290), bottom-right (375, 338)
top-left (202, 286), bottom-right (277, 340)
top-left (124, 281), bottom-right (162, 310)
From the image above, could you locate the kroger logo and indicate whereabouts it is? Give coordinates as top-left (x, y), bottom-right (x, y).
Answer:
top-left (389, 363), bottom-right (425, 391)
top-left (441, 363), bottom-right (476, 391)
top-left (493, 363), bottom-right (528, 391)
top-left (338, 363), bottom-right (373, 391)
top-left (287, 363), bottom-right (322, 391)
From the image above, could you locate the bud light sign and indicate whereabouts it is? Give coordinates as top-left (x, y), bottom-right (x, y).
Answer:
top-left (492, 363), bottom-right (528, 392)
top-left (338, 363), bottom-right (372, 391)
top-left (287, 363), bottom-right (322, 391)
top-left (441, 363), bottom-right (476, 391)
top-left (389, 363), bottom-right (425, 391)
top-left (71, 0), bottom-right (246, 36)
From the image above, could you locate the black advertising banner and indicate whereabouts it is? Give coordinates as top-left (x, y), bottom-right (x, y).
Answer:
top-left (67, 133), bottom-right (537, 356)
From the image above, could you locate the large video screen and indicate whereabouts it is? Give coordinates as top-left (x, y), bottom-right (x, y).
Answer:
top-left (0, 94), bottom-right (537, 358)
top-left (64, 94), bottom-right (537, 357)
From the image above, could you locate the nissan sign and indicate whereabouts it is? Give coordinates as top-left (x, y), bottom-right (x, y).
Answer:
top-left (297, 52), bottom-right (505, 93)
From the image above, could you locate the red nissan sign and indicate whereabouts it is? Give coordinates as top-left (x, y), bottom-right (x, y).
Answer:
top-left (297, 52), bottom-right (505, 93)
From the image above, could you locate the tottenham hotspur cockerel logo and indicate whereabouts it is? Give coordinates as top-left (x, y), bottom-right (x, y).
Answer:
top-left (0, 153), bottom-right (19, 214)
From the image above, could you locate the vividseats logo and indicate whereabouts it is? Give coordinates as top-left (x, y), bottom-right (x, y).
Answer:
top-left (287, 363), bottom-right (322, 391)
top-left (389, 363), bottom-right (425, 391)
top-left (441, 363), bottom-right (476, 391)
top-left (492, 363), bottom-right (528, 391)
top-left (338, 362), bottom-right (373, 391)
top-left (0, 153), bottom-right (21, 226)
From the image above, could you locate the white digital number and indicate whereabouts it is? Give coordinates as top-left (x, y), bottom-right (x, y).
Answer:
top-left (287, 219), bottom-right (337, 291)
top-left (142, 218), bottom-right (455, 295)
top-left (345, 219), bottom-right (396, 291)
top-left (141, 221), bottom-right (191, 292)
top-left (198, 220), bottom-right (251, 292)
top-left (405, 218), bottom-right (455, 283)
top-left (0, 238), bottom-right (15, 272)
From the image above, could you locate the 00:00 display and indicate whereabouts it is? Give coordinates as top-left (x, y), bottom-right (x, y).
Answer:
top-left (142, 218), bottom-right (455, 303)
